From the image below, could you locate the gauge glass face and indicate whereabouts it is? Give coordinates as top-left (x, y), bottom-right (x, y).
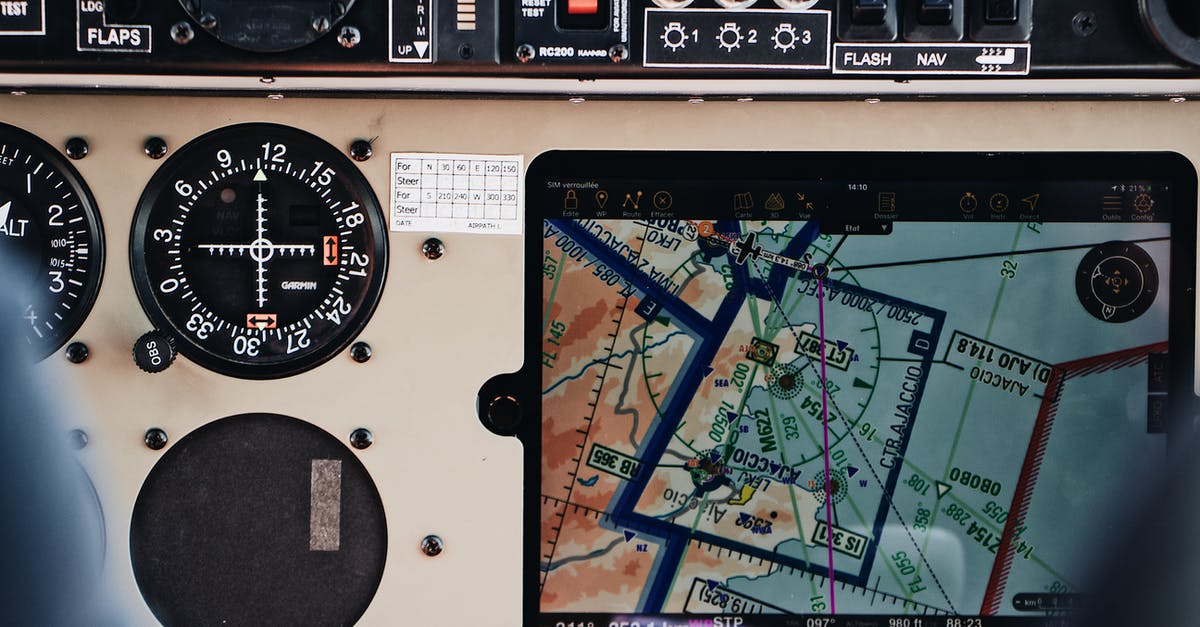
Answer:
top-left (131, 123), bottom-right (387, 378)
top-left (0, 123), bottom-right (104, 359)
top-left (179, 0), bottom-right (357, 52)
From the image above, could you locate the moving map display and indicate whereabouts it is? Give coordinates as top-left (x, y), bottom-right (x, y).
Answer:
top-left (529, 153), bottom-right (1195, 626)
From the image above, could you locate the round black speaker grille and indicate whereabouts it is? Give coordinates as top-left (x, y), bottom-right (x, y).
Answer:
top-left (130, 413), bottom-right (387, 626)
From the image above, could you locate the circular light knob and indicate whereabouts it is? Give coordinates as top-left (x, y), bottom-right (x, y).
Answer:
top-left (1141, 0), bottom-right (1200, 66)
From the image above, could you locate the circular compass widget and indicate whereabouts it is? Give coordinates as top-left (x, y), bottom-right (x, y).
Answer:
top-left (1075, 241), bottom-right (1159, 323)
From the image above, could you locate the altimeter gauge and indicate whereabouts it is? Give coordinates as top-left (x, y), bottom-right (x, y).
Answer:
top-left (0, 123), bottom-right (104, 360)
top-left (130, 123), bottom-right (387, 379)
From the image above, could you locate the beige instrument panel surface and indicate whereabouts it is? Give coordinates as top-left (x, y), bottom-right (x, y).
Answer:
top-left (5, 95), bottom-right (1199, 625)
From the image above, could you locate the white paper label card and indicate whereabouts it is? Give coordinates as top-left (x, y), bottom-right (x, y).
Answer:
top-left (389, 152), bottom-right (523, 235)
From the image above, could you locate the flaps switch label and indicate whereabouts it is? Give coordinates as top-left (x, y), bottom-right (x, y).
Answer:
top-left (76, 0), bottom-right (152, 53)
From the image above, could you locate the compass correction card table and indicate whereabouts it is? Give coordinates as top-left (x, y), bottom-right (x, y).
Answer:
top-left (493, 151), bottom-right (1199, 626)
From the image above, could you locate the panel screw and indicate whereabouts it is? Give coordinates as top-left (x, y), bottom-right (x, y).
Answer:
top-left (144, 137), bottom-right (168, 159)
top-left (312, 15), bottom-right (332, 34)
top-left (198, 12), bottom-right (218, 30)
top-left (485, 395), bottom-right (522, 433)
top-left (350, 341), bottom-right (372, 363)
top-left (1072, 11), bottom-right (1097, 38)
top-left (68, 429), bottom-right (89, 450)
top-left (65, 137), bottom-right (88, 160)
top-left (349, 427), bottom-right (373, 449)
top-left (64, 341), bottom-right (89, 364)
top-left (349, 139), bottom-right (373, 161)
top-left (171, 21), bottom-right (194, 45)
top-left (144, 428), bottom-right (168, 451)
top-left (422, 237), bottom-right (445, 260)
top-left (338, 25), bottom-right (361, 49)
top-left (516, 43), bottom-right (535, 63)
top-left (459, 43), bottom-right (475, 60)
top-left (267, 93), bottom-right (284, 101)
top-left (421, 535), bottom-right (444, 557)
top-left (608, 44), bottom-right (628, 63)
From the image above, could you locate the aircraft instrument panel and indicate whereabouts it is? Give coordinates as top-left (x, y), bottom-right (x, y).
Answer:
top-left (2, 0), bottom-right (1200, 618)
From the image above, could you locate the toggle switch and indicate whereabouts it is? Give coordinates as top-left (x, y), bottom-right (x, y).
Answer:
top-left (985, 0), bottom-right (1018, 24)
top-left (919, 0), bottom-right (954, 25)
top-left (853, 0), bottom-right (888, 25)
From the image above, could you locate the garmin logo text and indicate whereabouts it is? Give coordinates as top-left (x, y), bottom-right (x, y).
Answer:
top-left (281, 281), bottom-right (319, 291)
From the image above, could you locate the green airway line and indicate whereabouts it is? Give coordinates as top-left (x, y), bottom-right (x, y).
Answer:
top-left (541, 250), bottom-right (567, 336)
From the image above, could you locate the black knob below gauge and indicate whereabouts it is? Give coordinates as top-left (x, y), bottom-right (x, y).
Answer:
top-left (1075, 241), bottom-right (1159, 323)
top-left (180, 0), bottom-right (358, 53)
top-left (0, 123), bottom-right (105, 360)
top-left (130, 123), bottom-right (388, 379)
top-left (134, 331), bottom-right (176, 373)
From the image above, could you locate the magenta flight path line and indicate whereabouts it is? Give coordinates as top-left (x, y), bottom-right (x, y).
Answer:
top-left (816, 276), bottom-right (836, 614)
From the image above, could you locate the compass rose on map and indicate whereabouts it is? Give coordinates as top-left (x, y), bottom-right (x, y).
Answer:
top-left (1074, 241), bottom-right (1159, 323)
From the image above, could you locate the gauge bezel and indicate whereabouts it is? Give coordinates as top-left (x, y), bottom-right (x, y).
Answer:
top-left (129, 122), bottom-right (388, 379)
top-left (0, 121), bottom-right (105, 361)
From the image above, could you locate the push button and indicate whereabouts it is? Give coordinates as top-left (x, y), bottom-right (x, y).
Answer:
top-left (567, 0), bottom-right (599, 15)
top-left (557, 0), bottom-right (608, 30)
top-left (852, 0), bottom-right (888, 25)
top-left (985, 0), bottom-right (1018, 24)
top-left (918, 0), bottom-right (954, 25)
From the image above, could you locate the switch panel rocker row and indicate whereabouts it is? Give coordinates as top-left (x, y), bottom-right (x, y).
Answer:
top-left (0, 0), bottom-right (1194, 81)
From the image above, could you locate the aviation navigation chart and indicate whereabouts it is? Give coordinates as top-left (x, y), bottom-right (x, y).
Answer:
top-left (532, 154), bottom-right (1184, 625)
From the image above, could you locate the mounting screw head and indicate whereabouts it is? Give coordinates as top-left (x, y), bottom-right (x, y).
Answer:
top-left (349, 139), bottom-right (373, 162)
top-left (198, 12), bottom-right (218, 30)
top-left (171, 21), bottom-right (195, 45)
top-left (485, 395), bottom-right (522, 433)
top-left (144, 428), bottom-right (168, 451)
top-left (350, 341), bottom-right (372, 363)
top-left (609, 44), bottom-right (628, 63)
top-left (144, 137), bottom-right (168, 159)
top-left (338, 25), bottom-right (361, 49)
top-left (421, 535), bottom-right (444, 557)
top-left (422, 238), bottom-right (445, 260)
top-left (312, 15), bottom-right (332, 34)
top-left (1072, 11), bottom-right (1098, 38)
top-left (68, 429), bottom-right (89, 451)
top-left (516, 44), bottom-right (535, 63)
top-left (64, 341), bottom-right (89, 364)
top-left (65, 137), bottom-right (88, 160)
top-left (349, 427), bottom-right (373, 450)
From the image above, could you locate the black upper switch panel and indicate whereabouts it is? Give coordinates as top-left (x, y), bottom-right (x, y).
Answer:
top-left (985, 0), bottom-right (1019, 24)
